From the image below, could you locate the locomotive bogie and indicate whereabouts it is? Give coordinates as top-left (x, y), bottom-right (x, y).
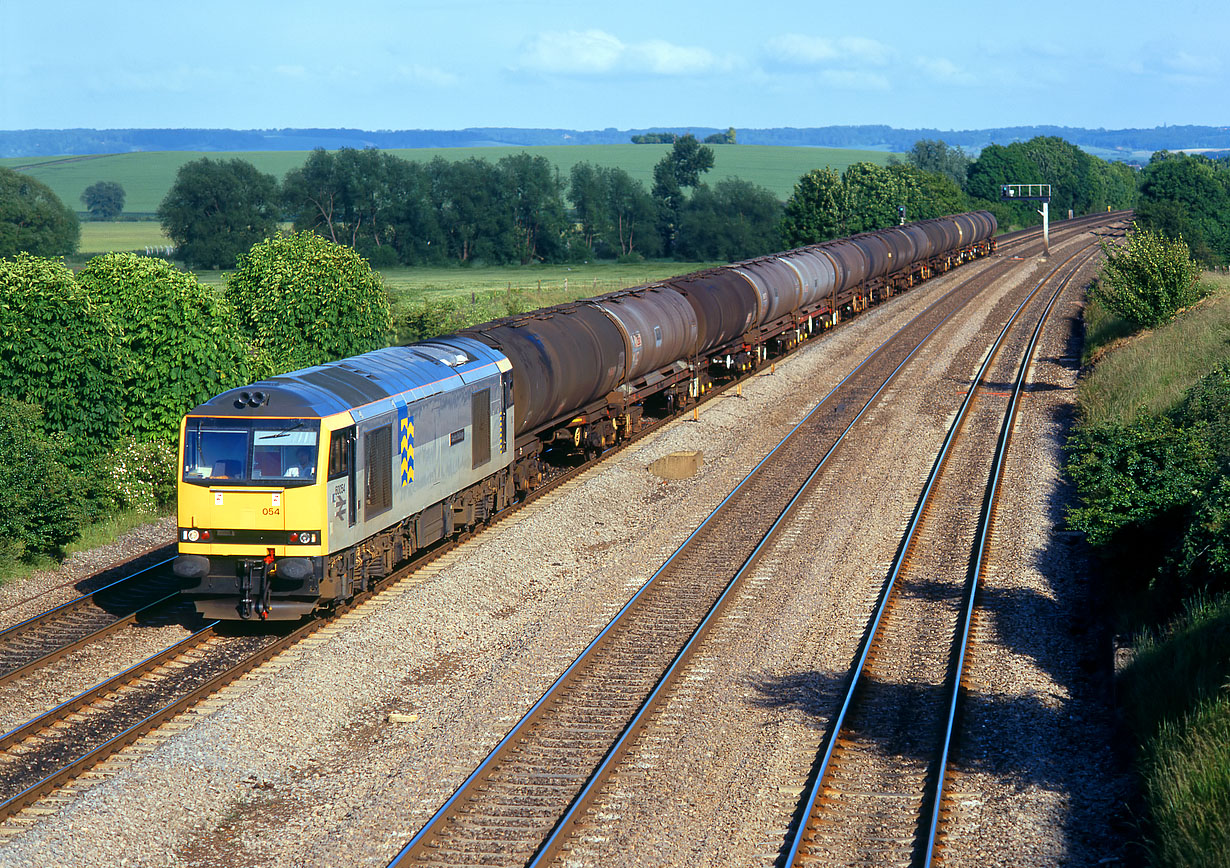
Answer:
top-left (174, 212), bottom-right (997, 620)
top-left (175, 338), bottom-right (515, 620)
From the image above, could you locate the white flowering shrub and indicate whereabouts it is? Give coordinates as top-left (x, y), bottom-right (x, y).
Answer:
top-left (104, 438), bottom-right (177, 514)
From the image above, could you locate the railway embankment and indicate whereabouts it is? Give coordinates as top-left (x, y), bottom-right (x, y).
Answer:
top-left (1067, 264), bottom-right (1230, 867)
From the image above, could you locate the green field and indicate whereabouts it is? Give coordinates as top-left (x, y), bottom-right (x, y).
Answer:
top-left (3, 144), bottom-right (896, 214)
top-left (189, 260), bottom-right (719, 301)
top-left (77, 221), bottom-right (171, 254)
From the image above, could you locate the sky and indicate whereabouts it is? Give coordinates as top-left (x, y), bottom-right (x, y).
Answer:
top-left (2, 0), bottom-right (1226, 133)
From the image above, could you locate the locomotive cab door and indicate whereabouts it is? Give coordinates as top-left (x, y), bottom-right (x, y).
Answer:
top-left (327, 426), bottom-right (357, 539)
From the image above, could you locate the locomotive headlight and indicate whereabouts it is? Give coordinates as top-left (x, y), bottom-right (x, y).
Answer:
top-left (187, 529), bottom-right (200, 542)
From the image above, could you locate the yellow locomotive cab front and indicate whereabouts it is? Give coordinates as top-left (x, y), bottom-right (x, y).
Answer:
top-left (175, 415), bottom-right (328, 620)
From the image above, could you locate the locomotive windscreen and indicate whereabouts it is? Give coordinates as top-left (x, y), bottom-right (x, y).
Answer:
top-left (182, 417), bottom-right (322, 486)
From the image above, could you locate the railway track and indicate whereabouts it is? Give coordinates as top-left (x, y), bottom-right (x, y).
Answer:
top-left (383, 219), bottom-right (1115, 867)
top-left (782, 244), bottom-right (1102, 866)
top-left (0, 214), bottom-right (1114, 839)
top-left (0, 559), bottom-right (184, 688)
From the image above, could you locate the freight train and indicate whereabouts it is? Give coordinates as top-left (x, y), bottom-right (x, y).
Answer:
top-left (173, 212), bottom-right (997, 620)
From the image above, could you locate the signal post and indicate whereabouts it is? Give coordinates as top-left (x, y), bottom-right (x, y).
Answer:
top-left (1001, 184), bottom-right (1052, 256)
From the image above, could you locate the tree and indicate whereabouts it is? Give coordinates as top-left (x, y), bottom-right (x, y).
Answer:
top-left (1092, 226), bottom-right (1204, 329)
top-left (0, 254), bottom-right (123, 461)
top-left (652, 134), bottom-right (715, 256)
top-left (904, 140), bottom-right (971, 189)
top-left (569, 162), bottom-right (611, 254)
top-left (81, 181), bottom-right (126, 220)
top-left (966, 136), bottom-right (1138, 229)
top-left (780, 167), bottom-right (849, 247)
top-left (888, 164), bottom-right (969, 221)
top-left (434, 157), bottom-right (517, 264)
top-left (603, 166), bottom-right (661, 258)
top-left (568, 163), bottom-right (661, 259)
top-left (0, 167), bottom-right (80, 257)
top-left (381, 157), bottom-right (447, 265)
top-left (224, 232), bottom-right (392, 375)
top-left (676, 178), bottom-right (781, 261)
top-left (1135, 152), bottom-right (1230, 265)
top-left (158, 158), bottom-right (279, 269)
top-left (842, 162), bottom-right (909, 234)
top-left (76, 254), bottom-right (251, 442)
top-left (704, 128), bottom-right (737, 145)
top-left (0, 397), bottom-right (85, 561)
top-left (498, 153), bottom-right (568, 264)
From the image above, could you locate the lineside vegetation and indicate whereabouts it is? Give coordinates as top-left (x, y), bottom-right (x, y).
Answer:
top-left (1068, 236), bottom-right (1230, 865)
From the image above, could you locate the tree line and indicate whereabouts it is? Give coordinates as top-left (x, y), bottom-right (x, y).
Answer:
top-left (155, 136), bottom-right (783, 270)
top-left (2, 134), bottom-right (1174, 273)
top-left (780, 136), bottom-right (1139, 248)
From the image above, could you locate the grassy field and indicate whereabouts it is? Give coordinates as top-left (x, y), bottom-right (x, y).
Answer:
top-left (77, 220), bottom-right (171, 254)
top-left (190, 260), bottom-right (721, 305)
top-left (1077, 272), bottom-right (1230, 426)
top-left (4, 144), bottom-right (896, 214)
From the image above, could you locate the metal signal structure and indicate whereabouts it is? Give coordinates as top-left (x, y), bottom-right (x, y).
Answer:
top-left (1001, 184), bottom-right (1052, 255)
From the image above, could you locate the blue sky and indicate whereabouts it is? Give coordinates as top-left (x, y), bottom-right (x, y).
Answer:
top-left (3, 0), bottom-right (1226, 132)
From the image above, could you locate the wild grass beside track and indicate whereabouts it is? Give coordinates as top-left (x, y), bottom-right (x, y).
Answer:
top-left (1075, 270), bottom-right (1230, 867)
top-left (1120, 593), bottom-right (1230, 868)
top-left (1078, 273), bottom-right (1230, 425)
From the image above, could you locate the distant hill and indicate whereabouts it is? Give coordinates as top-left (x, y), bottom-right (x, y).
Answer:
top-left (2, 125), bottom-right (1228, 163)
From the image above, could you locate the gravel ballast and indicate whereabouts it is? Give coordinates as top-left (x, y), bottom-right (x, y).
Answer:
top-left (0, 238), bottom-right (1130, 867)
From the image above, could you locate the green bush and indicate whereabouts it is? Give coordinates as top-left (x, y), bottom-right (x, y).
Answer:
top-left (1066, 415), bottom-right (1215, 548)
top-left (103, 437), bottom-right (178, 514)
top-left (76, 254), bottom-right (251, 441)
top-left (0, 397), bottom-right (85, 560)
top-left (1093, 227), bottom-right (1205, 329)
top-left (0, 253), bottom-right (124, 462)
top-left (224, 232), bottom-right (392, 375)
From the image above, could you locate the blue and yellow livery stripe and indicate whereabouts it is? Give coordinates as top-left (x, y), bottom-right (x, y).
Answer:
top-left (399, 408), bottom-right (414, 485)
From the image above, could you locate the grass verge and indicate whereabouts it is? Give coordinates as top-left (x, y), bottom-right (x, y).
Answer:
top-left (1120, 593), bottom-right (1230, 866)
top-left (1078, 273), bottom-right (1230, 426)
top-left (0, 507), bottom-right (169, 589)
top-left (1072, 269), bottom-right (1230, 866)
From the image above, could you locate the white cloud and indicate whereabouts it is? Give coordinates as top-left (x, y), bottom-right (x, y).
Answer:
top-left (628, 39), bottom-right (720, 75)
top-left (915, 56), bottom-right (973, 85)
top-left (764, 34), bottom-right (891, 68)
top-left (393, 64), bottom-right (459, 88)
top-left (819, 69), bottom-right (890, 91)
top-left (517, 29), bottom-right (723, 76)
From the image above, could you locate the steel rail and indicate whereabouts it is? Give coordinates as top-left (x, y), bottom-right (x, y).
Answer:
top-left (783, 239), bottom-right (1100, 867)
top-left (0, 617), bottom-right (320, 821)
top-left (385, 216), bottom-right (1090, 867)
top-left (0, 214), bottom-right (1114, 835)
top-left (921, 244), bottom-right (1101, 865)
top-left (0, 590), bottom-right (184, 687)
top-left (0, 548), bottom-right (176, 618)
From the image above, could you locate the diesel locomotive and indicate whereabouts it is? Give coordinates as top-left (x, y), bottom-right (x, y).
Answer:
top-left (173, 211), bottom-right (996, 620)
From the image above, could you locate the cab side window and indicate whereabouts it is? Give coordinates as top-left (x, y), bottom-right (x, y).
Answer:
top-left (328, 427), bottom-right (354, 481)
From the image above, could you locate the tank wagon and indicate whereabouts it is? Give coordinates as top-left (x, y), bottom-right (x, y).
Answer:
top-left (174, 212), bottom-right (995, 619)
